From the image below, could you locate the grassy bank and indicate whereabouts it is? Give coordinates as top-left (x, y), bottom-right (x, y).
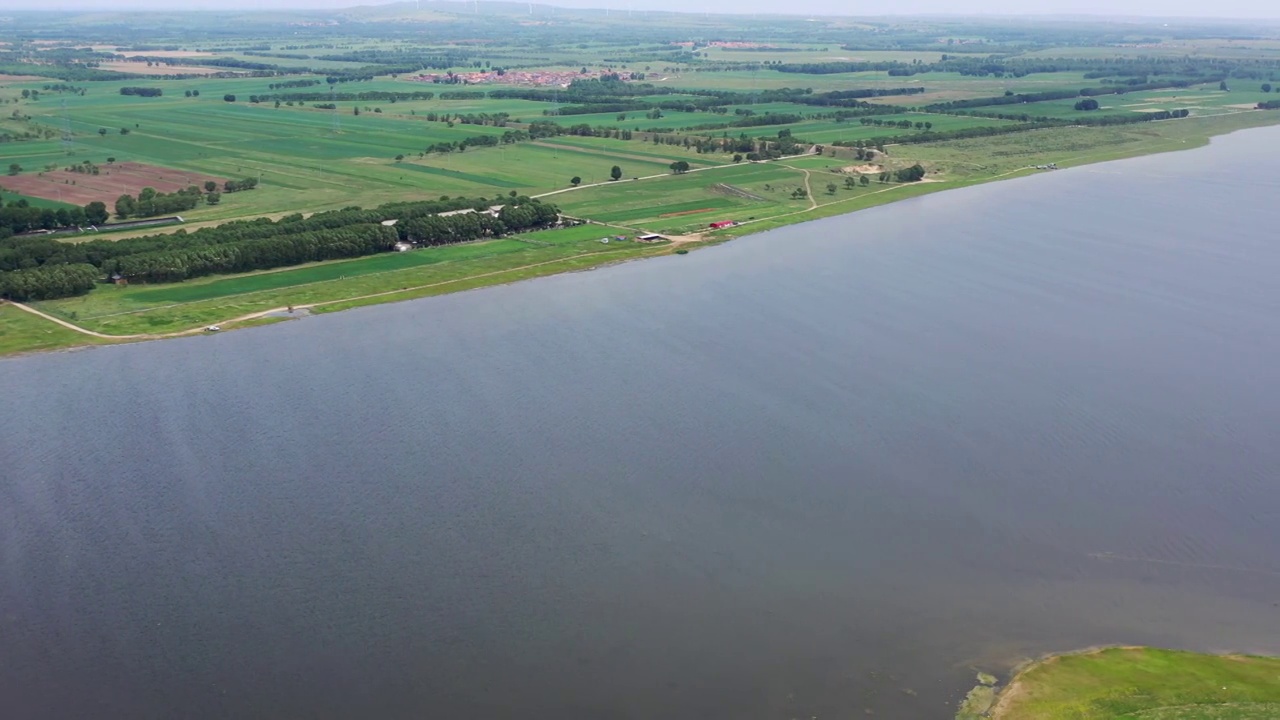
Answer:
top-left (978, 647), bottom-right (1280, 720)
top-left (0, 303), bottom-right (111, 356)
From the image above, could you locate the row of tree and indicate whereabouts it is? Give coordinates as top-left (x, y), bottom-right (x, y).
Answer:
top-left (0, 263), bottom-right (99, 301)
top-left (398, 202), bottom-right (559, 248)
top-left (782, 54), bottom-right (1275, 80)
top-left (119, 87), bottom-right (163, 97)
top-left (923, 80), bottom-right (1204, 113)
top-left (222, 177), bottom-right (259, 193)
top-left (0, 200), bottom-right (110, 239)
top-left (110, 225), bottom-right (399, 283)
top-left (0, 196), bottom-right (562, 298)
top-left (114, 187), bottom-right (202, 219)
top-left (827, 108), bottom-right (1190, 151)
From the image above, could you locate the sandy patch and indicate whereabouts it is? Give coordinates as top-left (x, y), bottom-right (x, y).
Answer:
top-left (0, 73), bottom-right (53, 83)
top-left (840, 164), bottom-right (882, 174)
top-left (118, 50), bottom-right (214, 59)
top-left (98, 61), bottom-right (231, 76)
top-left (1226, 103), bottom-right (1263, 109)
top-left (1, 162), bottom-right (224, 206)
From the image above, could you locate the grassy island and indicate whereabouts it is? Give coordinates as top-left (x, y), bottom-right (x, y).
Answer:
top-left (961, 647), bottom-right (1280, 720)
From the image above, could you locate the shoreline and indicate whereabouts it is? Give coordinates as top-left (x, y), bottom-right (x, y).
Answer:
top-left (4, 111), bottom-right (1279, 358)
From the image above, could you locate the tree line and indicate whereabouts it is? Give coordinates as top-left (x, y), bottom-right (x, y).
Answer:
top-left (114, 188), bottom-right (201, 219)
top-left (0, 199), bottom-right (111, 238)
top-left (119, 86), bottom-right (163, 97)
top-left (922, 80), bottom-right (1203, 113)
top-left (251, 90), bottom-right (439, 103)
top-left (779, 54), bottom-right (1279, 80)
top-left (0, 263), bottom-right (99, 301)
top-left (0, 196), bottom-right (561, 299)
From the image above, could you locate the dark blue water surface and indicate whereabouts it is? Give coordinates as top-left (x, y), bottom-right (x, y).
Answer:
top-left (3, 127), bottom-right (1280, 720)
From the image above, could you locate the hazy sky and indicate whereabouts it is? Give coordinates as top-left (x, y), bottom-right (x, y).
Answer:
top-left (28, 0), bottom-right (1280, 20)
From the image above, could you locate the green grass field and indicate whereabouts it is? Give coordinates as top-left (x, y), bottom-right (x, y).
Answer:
top-left (986, 648), bottom-right (1280, 720)
top-left (0, 303), bottom-right (110, 355)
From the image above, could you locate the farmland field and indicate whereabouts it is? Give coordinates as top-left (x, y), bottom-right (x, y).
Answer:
top-left (2, 7), bottom-right (1280, 359)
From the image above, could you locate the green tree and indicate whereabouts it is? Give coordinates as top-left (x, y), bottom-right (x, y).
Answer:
top-left (184, 90), bottom-right (192, 98)
top-left (223, 94), bottom-right (236, 102)
top-left (1219, 81), bottom-right (1229, 91)
top-left (610, 165), bottom-right (622, 181)
top-left (204, 180), bottom-right (217, 193)
top-left (192, 90), bottom-right (199, 97)
top-left (669, 160), bottom-right (690, 174)
top-left (206, 191), bottom-right (221, 205)
top-left (395, 154), bottom-right (405, 162)
top-left (1264, 83), bottom-right (1274, 93)
top-left (114, 194), bottom-right (137, 219)
top-left (98, 128), bottom-right (107, 136)
top-left (570, 176), bottom-right (582, 186)
top-left (826, 182), bottom-right (838, 195)
top-left (733, 153), bottom-right (743, 163)
top-left (6, 164), bottom-right (20, 176)
top-left (844, 176), bottom-right (857, 190)
top-left (84, 201), bottom-right (109, 224)
top-left (859, 175), bottom-right (870, 187)
top-left (106, 157), bottom-right (115, 164)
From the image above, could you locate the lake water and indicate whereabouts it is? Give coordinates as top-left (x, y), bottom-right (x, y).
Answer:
top-left (3, 127), bottom-right (1280, 719)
